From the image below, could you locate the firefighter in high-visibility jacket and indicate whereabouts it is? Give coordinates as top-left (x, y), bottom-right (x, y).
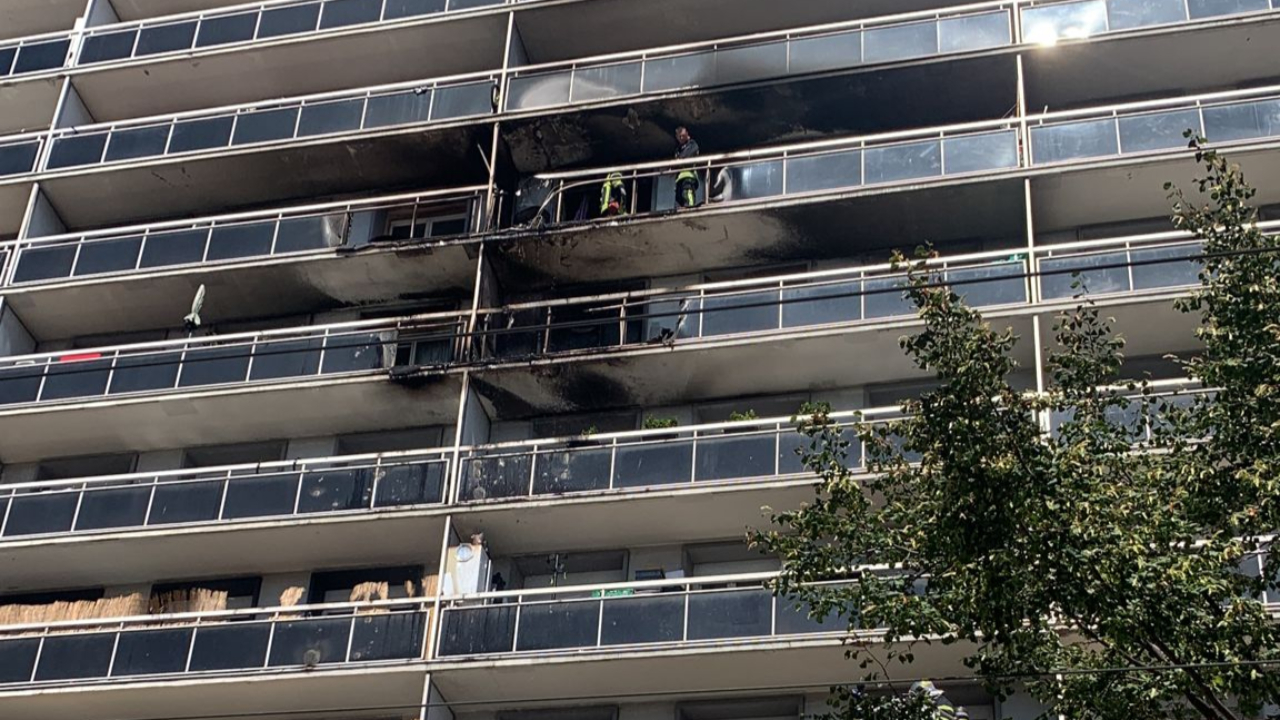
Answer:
top-left (599, 172), bottom-right (627, 216)
top-left (911, 681), bottom-right (968, 720)
top-left (673, 126), bottom-right (701, 209)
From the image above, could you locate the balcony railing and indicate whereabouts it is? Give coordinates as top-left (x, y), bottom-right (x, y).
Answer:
top-left (472, 235), bottom-right (1205, 364)
top-left (38, 71), bottom-right (497, 173)
top-left (504, 3), bottom-right (1015, 113)
top-left (456, 411), bottom-right (875, 504)
top-left (0, 31), bottom-right (73, 79)
top-left (436, 572), bottom-right (840, 658)
top-left (1021, 0), bottom-right (1280, 45)
top-left (0, 313), bottom-right (464, 408)
top-left (0, 598), bottom-right (430, 687)
top-left (0, 187), bottom-right (486, 287)
top-left (0, 449), bottom-right (449, 539)
top-left (0, 132), bottom-right (44, 180)
top-left (74, 0), bottom-right (514, 68)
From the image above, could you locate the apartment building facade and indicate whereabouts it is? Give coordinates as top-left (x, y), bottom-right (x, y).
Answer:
top-left (0, 0), bottom-right (1275, 719)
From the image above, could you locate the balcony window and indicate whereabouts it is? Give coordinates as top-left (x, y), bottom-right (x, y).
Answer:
top-left (232, 107), bottom-right (301, 146)
top-left (104, 125), bottom-right (171, 162)
top-left (297, 99), bottom-right (365, 137)
top-left (0, 141), bottom-right (38, 177)
top-left (258, 4), bottom-right (323, 40)
top-left (1106, 0), bottom-right (1187, 30)
top-left (150, 576), bottom-right (262, 613)
top-left (12, 39), bottom-right (69, 75)
top-left (307, 565), bottom-right (427, 611)
top-left (384, 0), bottom-right (448, 19)
top-left (47, 133), bottom-right (108, 169)
top-left (1187, 0), bottom-right (1269, 19)
top-left (678, 696), bottom-right (804, 720)
top-left (79, 31), bottom-right (138, 64)
top-left (938, 11), bottom-right (1010, 53)
top-left (168, 116), bottom-right (234, 153)
top-left (136, 22), bottom-right (197, 57)
top-left (320, 0), bottom-right (383, 29)
top-left (195, 13), bottom-right (258, 48)
top-left (1117, 109), bottom-right (1201, 153)
top-left (863, 20), bottom-right (938, 64)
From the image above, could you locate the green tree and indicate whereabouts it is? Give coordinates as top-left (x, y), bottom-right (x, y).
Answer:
top-left (752, 142), bottom-right (1280, 720)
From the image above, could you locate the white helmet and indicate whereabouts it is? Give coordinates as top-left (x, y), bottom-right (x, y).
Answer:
top-left (910, 680), bottom-right (944, 699)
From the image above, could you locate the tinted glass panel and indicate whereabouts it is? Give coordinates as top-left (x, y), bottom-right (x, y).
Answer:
top-left (13, 40), bottom-right (69, 74)
top-left (232, 108), bottom-right (300, 145)
top-left (1187, 0), bottom-right (1269, 18)
top-left (438, 606), bottom-right (516, 655)
top-left (75, 485), bottom-right (152, 531)
top-left (207, 222), bottom-right (275, 261)
top-left (788, 31), bottom-right (861, 74)
top-left (320, 333), bottom-right (386, 373)
top-left (47, 134), bottom-right (108, 169)
top-left (74, 236), bottom-right (143, 276)
top-left (112, 628), bottom-right (192, 676)
top-left (136, 22), bottom-right (196, 56)
top-left (1118, 109), bottom-right (1202, 153)
top-left (614, 441), bottom-right (692, 488)
top-left (695, 433), bottom-right (777, 481)
top-left (944, 130), bottom-right (1018, 173)
top-left (258, 4), bottom-right (322, 38)
top-left (532, 447), bottom-right (611, 495)
top-left (687, 589), bottom-right (772, 640)
top-left (864, 276), bottom-right (914, 318)
top-left (268, 617), bottom-right (352, 666)
top-left (249, 338), bottom-right (322, 380)
top-left (80, 31), bottom-right (138, 64)
top-left (1021, 1), bottom-right (1109, 44)
top-left (643, 52), bottom-right (713, 92)
top-left (349, 612), bottom-right (425, 661)
top-left (699, 290), bottom-right (779, 336)
top-left (297, 99), bottom-right (364, 137)
top-left (168, 116), bottom-right (233, 153)
top-left (715, 41), bottom-right (786, 84)
top-left (573, 62), bottom-right (642, 102)
top-left (40, 357), bottom-right (112, 401)
top-left (1131, 244), bottom-right (1201, 290)
top-left (433, 82), bottom-right (493, 119)
top-left (864, 21), bottom-right (938, 63)
top-left (1107, 0), bottom-right (1187, 29)
top-left (864, 140), bottom-right (942, 183)
top-left (723, 160), bottom-right (784, 200)
top-left (221, 473), bottom-right (299, 519)
top-left (188, 622), bottom-right (271, 671)
top-left (104, 125), bottom-right (170, 162)
top-left (298, 467), bottom-right (370, 513)
top-left (320, 0), bottom-right (382, 29)
top-left (139, 229), bottom-right (209, 268)
top-left (384, 0), bottom-right (447, 19)
top-left (108, 351), bottom-right (181, 394)
top-left (601, 595), bottom-right (684, 646)
top-left (1203, 100), bottom-right (1280, 143)
top-left (948, 262), bottom-right (1027, 307)
top-left (196, 13), bottom-right (258, 47)
top-left (0, 365), bottom-right (42, 406)
top-left (939, 11), bottom-right (1010, 52)
top-left (784, 150), bottom-right (861, 194)
top-left (515, 602), bottom-right (599, 651)
top-left (178, 345), bottom-right (251, 387)
top-left (783, 280), bottom-right (862, 327)
top-left (1031, 119), bottom-right (1119, 162)
top-left (274, 214), bottom-right (345, 253)
top-left (0, 47), bottom-right (15, 76)
top-left (1040, 252), bottom-right (1131, 298)
top-left (373, 462), bottom-right (445, 506)
top-left (364, 91), bottom-right (433, 128)
top-left (0, 141), bottom-right (39, 177)
top-left (34, 633), bottom-right (114, 680)
top-left (13, 245), bottom-right (76, 283)
top-left (776, 598), bottom-right (841, 634)
top-left (148, 480), bottom-right (223, 524)
top-left (0, 638), bottom-right (39, 683)
top-left (508, 72), bottom-right (569, 110)
top-left (460, 454), bottom-right (530, 501)
top-left (4, 492), bottom-right (77, 536)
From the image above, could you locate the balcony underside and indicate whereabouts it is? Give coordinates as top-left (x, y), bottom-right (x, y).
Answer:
top-left (1045, 293), bottom-right (1202, 361)
top-left (72, 15), bottom-right (510, 121)
top-left (1029, 143), bottom-right (1280, 233)
top-left (6, 242), bottom-right (479, 340)
top-left (0, 373), bottom-right (463, 463)
top-left (0, 0), bottom-right (83, 41)
top-left (0, 510), bottom-right (447, 591)
top-left (492, 176), bottom-right (1026, 290)
top-left (0, 181), bottom-right (32, 237)
top-left (469, 315), bottom-right (1038, 421)
top-left (1023, 14), bottom-right (1280, 110)
top-left (453, 480), bottom-right (816, 556)
top-left (36, 124), bottom-right (491, 231)
top-left (0, 76), bottom-right (61, 136)
top-left (0, 665), bottom-right (425, 720)
top-left (431, 638), bottom-right (970, 706)
top-left (516, 0), bottom-right (1002, 63)
top-left (499, 53), bottom-right (1018, 174)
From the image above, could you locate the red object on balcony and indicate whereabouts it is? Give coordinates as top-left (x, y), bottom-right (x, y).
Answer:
top-left (58, 352), bottom-right (104, 363)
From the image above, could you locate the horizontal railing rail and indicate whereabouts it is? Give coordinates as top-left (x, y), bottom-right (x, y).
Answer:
top-left (0, 311), bottom-right (466, 409)
top-left (0, 28), bottom-right (76, 80)
top-left (0, 596), bottom-right (432, 687)
top-left (0, 448), bottom-right (452, 539)
top-left (0, 186), bottom-right (487, 287)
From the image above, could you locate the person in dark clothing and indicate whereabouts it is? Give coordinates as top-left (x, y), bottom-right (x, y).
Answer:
top-left (673, 126), bottom-right (701, 209)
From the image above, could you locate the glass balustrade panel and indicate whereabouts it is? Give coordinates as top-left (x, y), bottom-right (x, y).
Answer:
top-left (1030, 118), bottom-right (1119, 163)
top-left (938, 11), bottom-right (1011, 53)
top-left (600, 594), bottom-right (685, 646)
top-left (438, 605), bottom-right (516, 655)
top-left (694, 433), bottom-right (779, 481)
top-left (532, 446), bottom-right (613, 495)
top-left (1130, 243), bottom-right (1202, 290)
top-left (1106, 0), bottom-right (1188, 30)
top-left (686, 588), bottom-right (773, 640)
top-left (1040, 251), bottom-right (1131, 298)
top-left (74, 483), bottom-right (152, 531)
top-left (1117, 108), bottom-right (1202, 153)
top-left (514, 601), bottom-right (600, 651)
top-left (613, 440), bottom-right (693, 488)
